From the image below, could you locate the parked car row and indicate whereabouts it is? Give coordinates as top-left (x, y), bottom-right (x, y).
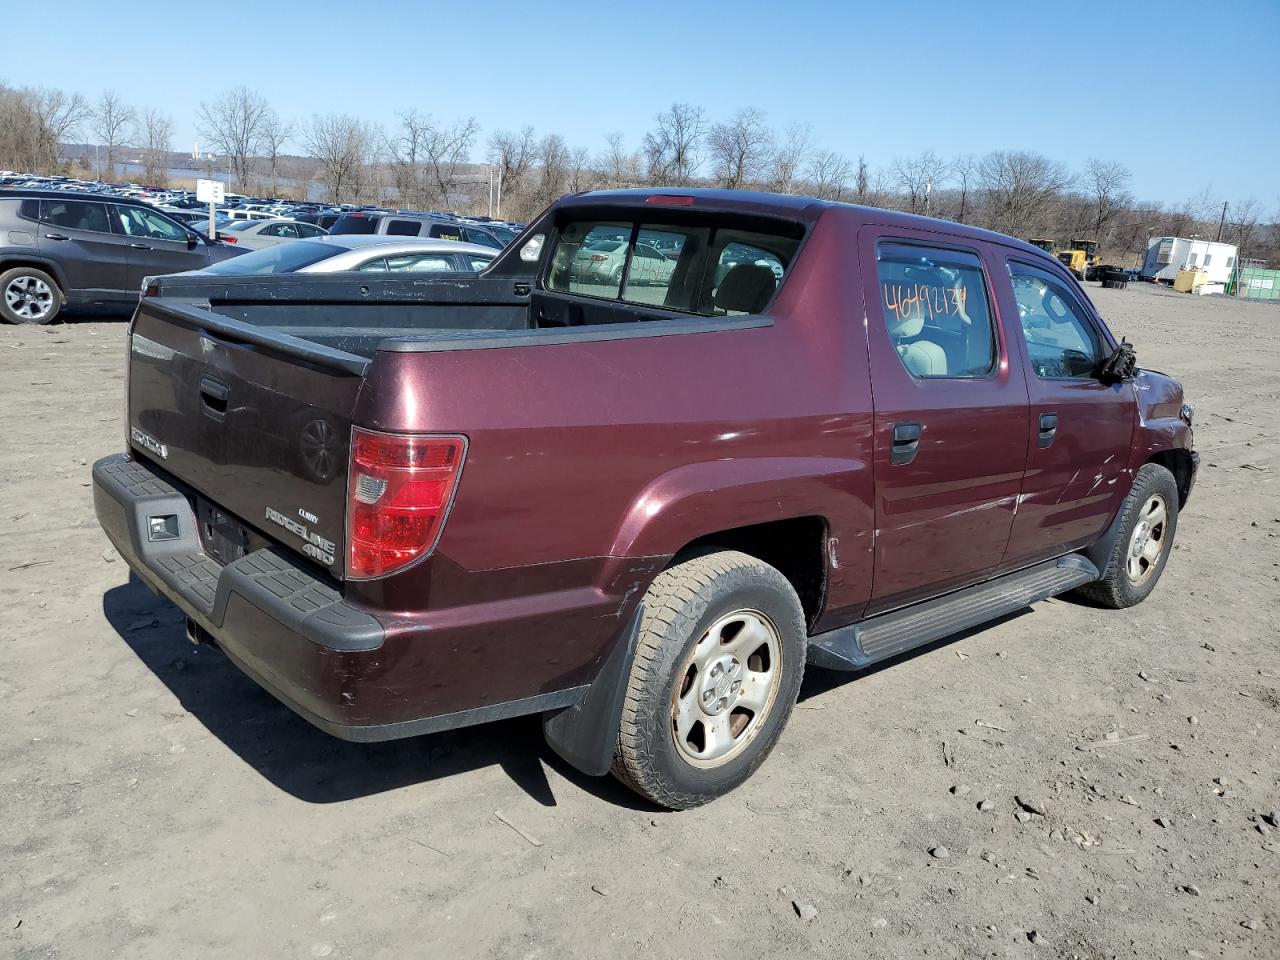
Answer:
top-left (0, 185), bottom-right (506, 324)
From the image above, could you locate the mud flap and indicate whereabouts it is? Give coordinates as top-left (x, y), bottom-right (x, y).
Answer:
top-left (542, 603), bottom-right (644, 777)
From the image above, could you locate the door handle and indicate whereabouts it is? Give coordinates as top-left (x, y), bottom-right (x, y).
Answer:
top-left (130, 243), bottom-right (153, 250)
top-left (891, 421), bottom-right (922, 465)
top-left (199, 376), bottom-right (229, 420)
top-left (1038, 412), bottom-right (1058, 448)
top-left (44, 233), bottom-right (69, 241)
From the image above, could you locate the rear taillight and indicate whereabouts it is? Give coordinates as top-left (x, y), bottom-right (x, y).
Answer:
top-left (346, 428), bottom-right (466, 579)
top-left (590, 254), bottom-right (608, 262)
top-left (220, 235), bottom-right (237, 243)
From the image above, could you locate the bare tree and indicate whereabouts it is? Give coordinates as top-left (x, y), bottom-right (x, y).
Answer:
top-left (855, 155), bottom-right (870, 204)
top-left (422, 116), bottom-right (479, 210)
top-left (305, 113), bottom-right (377, 204)
top-left (643, 103), bottom-right (705, 186)
top-left (29, 87), bottom-right (87, 175)
top-left (597, 132), bottom-right (641, 188)
top-left (892, 150), bottom-right (946, 214)
top-left (1228, 198), bottom-right (1261, 257)
top-left (767, 123), bottom-right (812, 195)
top-left (706, 108), bottom-right (772, 189)
top-left (487, 126), bottom-right (537, 211)
top-left (197, 87), bottom-right (270, 189)
top-left (977, 150), bottom-right (1074, 236)
top-left (139, 109), bottom-right (173, 187)
top-left (950, 154), bottom-right (978, 224)
top-left (568, 146), bottom-right (592, 194)
top-left (1085, 158), bottom-right (1132, 240)
top-left (92, 91), bottom-right (136, 180)
top-left (533, 133), bottom-right (571, 211)
top-left (807, 150), bottom-right (853, 201)
top-left (260, 109), bottom-right (293, 198)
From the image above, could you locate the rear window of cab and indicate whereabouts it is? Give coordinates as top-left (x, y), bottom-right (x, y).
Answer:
top-left (546, 216), bottom-right (802, 317)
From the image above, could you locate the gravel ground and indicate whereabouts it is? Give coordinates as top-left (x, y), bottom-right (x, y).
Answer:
top-left (1, 283), bottom-right (1277, 959)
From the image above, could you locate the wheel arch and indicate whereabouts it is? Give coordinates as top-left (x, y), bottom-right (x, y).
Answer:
top-left (0, 257), bottom-right (69, 298)
top-left (1146, 448), bottom-right (1195, 508)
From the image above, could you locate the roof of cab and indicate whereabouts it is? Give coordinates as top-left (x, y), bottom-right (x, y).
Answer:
top-left (0, 187), bottom-right (155, 207)
top-left (559, 187), bottom-right (1054, 262)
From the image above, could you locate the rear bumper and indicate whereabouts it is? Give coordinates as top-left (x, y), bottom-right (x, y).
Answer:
top-left (92, 454), bottom-right (588, 740)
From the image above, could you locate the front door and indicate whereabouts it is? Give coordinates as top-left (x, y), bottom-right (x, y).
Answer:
top-left (110, 204), bottom-right (209, 288)
top-left (37, 198), bottom-right (132, 298)
top-left (995, 257), bottom-right (1135, 566)
top-left (862, 229), bottom-right (1030, 615)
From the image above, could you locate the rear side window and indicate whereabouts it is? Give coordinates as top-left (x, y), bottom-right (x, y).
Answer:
top-left (428, 223), bottom-right (464, 242)
top-left (875, 242), bottom-right (997, 379)
top-left (41, 199), bottom-right (111, 234)
top-left (386, 219), bottom-right (422, 237)
top-left (329, 214), bottom-right (378, 235)
top-left (546, 218), bottom-right (800, 316)
top-left (385, 254), bottom-right (455, 273)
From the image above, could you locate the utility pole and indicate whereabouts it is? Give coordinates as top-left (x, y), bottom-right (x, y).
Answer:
top-left (1216, 201), bottom-right (1228, 242)
top-left (924, 179), bottom-right (932, 217)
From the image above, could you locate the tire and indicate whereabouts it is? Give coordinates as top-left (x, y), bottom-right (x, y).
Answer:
top-left (0, 266), bottom-right (62, 324)
top-left (612, 550), bottom-right (806, 809)
top-left (611, 264), bottom-right (625, 287)
top-left (1075, 463), bottom-right (1179, 609)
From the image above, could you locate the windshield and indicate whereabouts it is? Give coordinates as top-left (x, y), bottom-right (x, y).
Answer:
top-left (199, 241), bottom-right (337, 276)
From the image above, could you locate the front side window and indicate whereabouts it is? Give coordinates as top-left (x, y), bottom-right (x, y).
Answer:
top-left (41, 199), bottom-right (111, 233)
top-left (875, 242), bottom-right (997, 379)
top-left (468, 255), bottom-right (494, 271)
top-left (114, 205), bottom-right (189, 242)
top-left (464, 227), bottom-right (502, 249)
top-left (1008, 264), bottom-right (1102, 379)
top-left (546, 218), bottom-right (799, 316)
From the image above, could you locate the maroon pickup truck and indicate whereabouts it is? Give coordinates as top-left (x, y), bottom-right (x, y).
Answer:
top-left (93, 189), bottom-right (1196, 808)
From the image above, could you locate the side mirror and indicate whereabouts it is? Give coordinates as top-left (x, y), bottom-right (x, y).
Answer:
top-left (1098, 338), bottom-right (1137, 384)
top-left (186, 233), bottom-right (199, 250)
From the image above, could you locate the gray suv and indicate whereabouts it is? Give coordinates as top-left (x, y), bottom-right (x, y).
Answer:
top-left (0, 190), bottom-right (242, 324)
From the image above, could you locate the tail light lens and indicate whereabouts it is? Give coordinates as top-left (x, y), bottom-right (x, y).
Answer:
top-left (346, 428), bottom-right (466, 579)
top-left (590, 254), bottom-right (608, 262)
top-left (220, 235), bottom-right (238, 243)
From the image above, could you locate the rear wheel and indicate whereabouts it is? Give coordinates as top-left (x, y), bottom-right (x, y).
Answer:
top-left (612, 550), bottom-right (806, 809)
top-left (0, 267), bottom-right (62, 324)
top-left (1076, 463), bottom-right (1179, 608)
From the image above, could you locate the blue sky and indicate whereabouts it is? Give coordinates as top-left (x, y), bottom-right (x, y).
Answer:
top-left (3, 0), bottom-right (1276, 206)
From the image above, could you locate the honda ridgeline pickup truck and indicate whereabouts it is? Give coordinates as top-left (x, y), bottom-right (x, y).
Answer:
top-left (93, 189), bottom-right (1197, 809)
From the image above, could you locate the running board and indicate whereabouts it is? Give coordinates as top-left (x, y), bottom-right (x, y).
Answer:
top-left (807, 555), bottom-right (1099, 671)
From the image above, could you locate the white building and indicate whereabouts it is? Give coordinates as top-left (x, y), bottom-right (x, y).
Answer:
top-left (1141, 236), bottom-right (1237, 285)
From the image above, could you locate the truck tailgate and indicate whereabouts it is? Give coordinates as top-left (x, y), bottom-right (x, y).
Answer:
top-left (127, 299), bottom-right (366, 578)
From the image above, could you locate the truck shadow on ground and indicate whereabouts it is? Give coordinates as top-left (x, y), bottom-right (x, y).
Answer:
top-left (103, 575), bottom-right (652, 811)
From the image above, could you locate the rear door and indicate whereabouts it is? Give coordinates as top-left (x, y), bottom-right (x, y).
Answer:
top-left (37, 198), bottom-right (132, 297)
top-left (994, 255), bottom-right (1135, 566)
top-left (111, 204), bottom-right (209, 286)
top-left (128, 302), bottom-right (362, 575)
top-left (861, 227), bottom-right (1030, 614)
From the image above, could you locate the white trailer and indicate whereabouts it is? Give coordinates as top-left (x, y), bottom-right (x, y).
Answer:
top-left (1142, 237), bottom-right (1237, 285)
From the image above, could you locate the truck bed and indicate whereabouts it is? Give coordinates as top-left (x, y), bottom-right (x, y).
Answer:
top-left (149, 272), bottom-right (764, 362)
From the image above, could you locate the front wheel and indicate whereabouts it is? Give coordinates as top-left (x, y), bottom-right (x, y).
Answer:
top-left (612, 550), bottom-right (806, 809)
top-left (0, 267), bottom-right (62, 324)
top-left (1076, 463), bottom-right (1180, 608)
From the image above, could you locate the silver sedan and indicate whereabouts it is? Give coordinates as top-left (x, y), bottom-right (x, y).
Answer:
top-left (189, 235), bottom-right (497, 276)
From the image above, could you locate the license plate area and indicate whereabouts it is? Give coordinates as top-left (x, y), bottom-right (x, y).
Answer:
top-left (197, 499), bottom-right (249, 566)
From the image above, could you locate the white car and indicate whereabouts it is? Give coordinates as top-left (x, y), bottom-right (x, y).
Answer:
top-left (218, 218), bottom-right (330, 250)
top-left (192, 234), bottom-right (497, 276)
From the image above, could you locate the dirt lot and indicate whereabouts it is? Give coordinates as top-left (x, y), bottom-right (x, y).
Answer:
top-left (2, 284), bottom-right (1277, 960)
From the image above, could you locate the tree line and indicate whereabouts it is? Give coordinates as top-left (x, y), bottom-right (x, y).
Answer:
top-left (1, 79), bottom-right (1275, 266)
